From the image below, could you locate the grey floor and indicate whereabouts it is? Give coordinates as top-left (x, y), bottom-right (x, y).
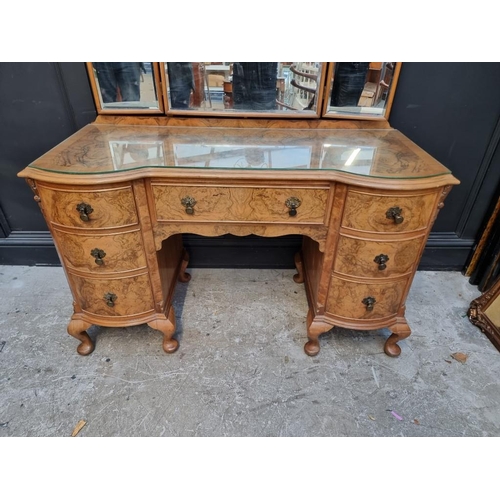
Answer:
top-left (0, 265), bottom-right (499, 437)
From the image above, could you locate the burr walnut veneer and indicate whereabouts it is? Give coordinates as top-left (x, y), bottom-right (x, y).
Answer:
top-left (19, 123), bottom-right (459, 357)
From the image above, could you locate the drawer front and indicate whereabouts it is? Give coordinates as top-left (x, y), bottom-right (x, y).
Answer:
top-left (38, 184), bottom-right (138, 229)
top-left (152, 184), bottom-right (329, 224)
top-left (69, 273), bottom-right (154, 317)
top-left (334, 235), bottom-right (424, 279)
top-left (53, 229), bottom-right (147, 273)
top-left (342, 190), bottom-right (437, 233)
top-left (326, 276), bottom-right (407, 320)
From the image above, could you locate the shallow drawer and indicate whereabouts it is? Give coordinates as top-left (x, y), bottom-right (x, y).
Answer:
top-left (38, 184), bottom-right (138, 229)
top-left (68, 273), bottom-right (154, 317)
top-left (151, 184), bottom-right (329, 224)
top-left (342, 189), bottom-right (437, 233)
top-left (326, 276), bottom-right (407, 320)
top-left (53, 228), bottom-right (147, 274)
top-left (334, 234), bottom-right (424, 279)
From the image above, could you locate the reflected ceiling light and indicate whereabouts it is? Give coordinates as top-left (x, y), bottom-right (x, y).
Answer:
top-left (345, 148), bottom-right (361, 166)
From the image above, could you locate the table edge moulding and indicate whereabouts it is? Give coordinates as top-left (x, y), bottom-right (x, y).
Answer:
top-left (18, 119), bottom-right (459, 358)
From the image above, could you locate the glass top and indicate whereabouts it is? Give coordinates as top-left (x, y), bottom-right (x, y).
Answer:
top-left (28, 124), bottom-right (452, 179)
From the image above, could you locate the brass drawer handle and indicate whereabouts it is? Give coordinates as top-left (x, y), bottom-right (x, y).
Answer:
top-left (386, 206), bottom-right (404, 224)
top-left (104, 292), bottom-right (117, 307)
top-left (374, 254), bottom-right (389, 271)
top-left (76, 202), bottom-right (94, 222)
top-left (90, 248), bottom-right (106, 266)
top-left (285, 197), bottom-right (301, 217)
top-left (362, 296), bottom-right (376, 311)
top-left (181, 196), bottom-right (196, 215)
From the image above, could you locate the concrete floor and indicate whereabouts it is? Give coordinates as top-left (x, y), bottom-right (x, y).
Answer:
top-left (0, 265), bottom-right (499, 437)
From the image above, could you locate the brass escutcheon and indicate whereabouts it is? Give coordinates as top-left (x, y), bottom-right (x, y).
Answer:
top-left (285, 197), bottom-right (301, 217)
top-left (76, 202), bottom-right (94, 222)
top-left (386, 206), bottom-right (404, 224)
top-left (181, 196), bottom-right (197, 215)
top-left (104, 292), bottom-right (117, 307)
top-left (90, 248), bottom-right (106, 266)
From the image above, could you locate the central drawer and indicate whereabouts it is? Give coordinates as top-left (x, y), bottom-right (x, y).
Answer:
top-left (151, 184), bottom-right (329, 224)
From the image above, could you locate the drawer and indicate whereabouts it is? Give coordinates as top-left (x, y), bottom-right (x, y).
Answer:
top-left (68, 273), bottom-right (155, 317)
top-left (151, 184), bottom-right (329, 224)
top-left (53, 228), bottom-right (147, 274)
top-left (342, 189), bottom-right (437, 233)
top-left (38, 184), bottom-right (138, 229)
top-left (334, 234), bottom-right (424, 279)
top-left (326, 276), bottom-right (408, 320)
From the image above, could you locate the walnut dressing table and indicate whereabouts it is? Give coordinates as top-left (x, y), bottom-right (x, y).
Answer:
top-left (18, 122), bottom-right (459, 357)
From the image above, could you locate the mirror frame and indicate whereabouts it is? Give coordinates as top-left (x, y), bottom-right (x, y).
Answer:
top-left (159, 62), bottom-right (328, 119)
top-left (468, 275), bottom-right (500, 353)
top-left (86, 62), bottom-right (165, 114)
top-left (321, 62), bottom-right (402, 121)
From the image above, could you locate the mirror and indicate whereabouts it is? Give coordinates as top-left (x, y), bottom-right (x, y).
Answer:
top-left (469, 276), bottom-right (500, 353)
top-left (323, 62), bottom-right (401, 119)
top-left (162, 62), bottom-right (325, 116)
top-left (88, 62), bottom-right (162, 112)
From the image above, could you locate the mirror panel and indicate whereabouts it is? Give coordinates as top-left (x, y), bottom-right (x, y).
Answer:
top-left (323, 62), bottom-right (400, 119)
top-left (163, 62), bottom-right (324, 116)
top-left (89, 62), bottom-right (162, 112)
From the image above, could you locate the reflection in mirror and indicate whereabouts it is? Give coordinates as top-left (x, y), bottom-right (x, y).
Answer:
top-left (110, 141), bottom-right (165, 169)
top-left (91, 63), bottom-right (160, 110)
top-left (326, 62), bottom-right (397, 117)
top-left (320, 145), bottom-right (376, 175)
top-left (173, 145), bottom-right (313, 168)
top-left (164, 62), bottom-right (323, 114)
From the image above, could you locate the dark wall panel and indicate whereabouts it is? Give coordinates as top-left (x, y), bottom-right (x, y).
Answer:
top-left (0, 63), bottom-right (96, 232)
top-left (389, 63), bottom-right (500, 236)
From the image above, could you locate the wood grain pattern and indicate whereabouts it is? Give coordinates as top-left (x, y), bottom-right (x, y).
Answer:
top-left (151, 185), bottom-right (329, 224)
top-left (68, 272), bottom-right (155, 317)
top-left (334, 234), bottom-right (424, 279)
top-left (53, 228), bottom-right (146, 273)
top-left (94, 115), bottom-right (392, 129)
top-left (38, 183), bottom-right (138, 229)
top-left (342, 189), bottom-right (438, 233)
top-left (326, 276), bottom-right (408, 320)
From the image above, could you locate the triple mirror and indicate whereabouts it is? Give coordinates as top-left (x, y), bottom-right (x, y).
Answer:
top-left (87, 62), bottom-right (401, 120)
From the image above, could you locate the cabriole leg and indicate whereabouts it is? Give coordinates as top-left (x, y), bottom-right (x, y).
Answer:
top-left (178, 248), bottom-right (191, 283)
top-left (293, 251), bottom-right (304, 284)
top-left (304, 310), bottom-right (332, 356)
top-left (67, 319), bottom-right (94, 356)
top-left (384, 317), bottom-right (411, 357)
top-left (148, 307), bottom-right (178, 353)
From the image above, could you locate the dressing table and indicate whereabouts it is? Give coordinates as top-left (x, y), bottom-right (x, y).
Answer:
top-left (17, 62), bottom-right (459, 357)
top-left (18, 121), bottom-right (458, 357)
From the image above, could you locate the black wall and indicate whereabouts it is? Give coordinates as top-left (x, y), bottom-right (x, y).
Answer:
top-left (1, 62), bottom-right (499, 270)
top-left (0, 63), bottom-right (97, 264)
top-left (389, 63), bottom-right (500, 269)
